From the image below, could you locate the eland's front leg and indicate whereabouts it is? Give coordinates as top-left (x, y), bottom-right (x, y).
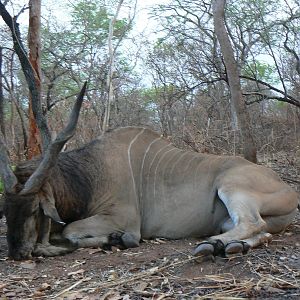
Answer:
top-left (62, 214), bottom-right (141, 250)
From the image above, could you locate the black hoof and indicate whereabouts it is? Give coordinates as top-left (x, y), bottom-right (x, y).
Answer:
top-left (225, 240), bottom-right (250, 256)
top-left (108, 232), bottom-right (140, 249)
top-left (194, 239), bottom-right (225, 257)
top-left (121, 232), bottom-right (140, 248)
top-left (108, 232), bottom-right (123, 246)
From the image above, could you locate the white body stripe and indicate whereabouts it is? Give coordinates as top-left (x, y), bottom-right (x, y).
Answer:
top-left (139, 137), bottom-right (162, 202)
top-left (146, 144), bottom-right (172, 185)
top-left (153, 148), bottom-right (178, 198)
top-left (128, 129), bottom-right (145, 206)
top-left (169, 151), bottom-right (189, 176)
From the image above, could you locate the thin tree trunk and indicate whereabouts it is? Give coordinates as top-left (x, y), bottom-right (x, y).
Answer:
top-left (212, 0), bottom-right (257, 163)
top-left (103, 0), bottom-right (124, 132)
top-left (27, 0), bottom-right (42, 158)
top-left (0, 1), bottom-right (51, 151)
top-left (0, 47), bottom-right (5, 139)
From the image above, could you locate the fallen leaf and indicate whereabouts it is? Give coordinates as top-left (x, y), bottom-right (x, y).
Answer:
top-left (37, 283), bottom-right (51, 291)
top-left (134, 281), bottom-right (148, 292)
top-left (88, 248), bottom-right (104, 255)
top-left (155, 238), bottom-right (167, 244)
top-left (33, 290), bottom-right (45, 298)
top-left (108, 270), bottom-right (119, 281)
top-left (68, 269), bottom-right (85, 277)
top-left (148, 266), bottom-right (159, 273)
top-left (20, 261), bottom-right (36, 270)
top-left (111, 246), bottom-right (121, 252)
top-left (70, 260), bottom-right (86, 268)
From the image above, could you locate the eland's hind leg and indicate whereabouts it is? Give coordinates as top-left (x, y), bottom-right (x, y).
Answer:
top-left (264, 210), bottom-right (298, 234)
top-left (212, 188), bottom-right (267, 242)
top-left (195, 186), bottom-right (298, 257)
top-left (195, 188), bottom-right (267, 257)
top-left (195, 186), bottom-right (297, 257)
top-left (242, 209), bottom-right (297, 249)
top-left (238, 209), bottom-right (297, 251)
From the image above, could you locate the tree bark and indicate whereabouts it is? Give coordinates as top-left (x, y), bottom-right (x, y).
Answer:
top-left (212, 0), bottom-right (257, 163)
top-left (0, 47), bottom-right (5, 139)
top-left (27, 0), bottom-right (42, 158)
top-left (0, 0), bottom-right (51, 151)
top-left (103, 0), bottom-right (124, 132)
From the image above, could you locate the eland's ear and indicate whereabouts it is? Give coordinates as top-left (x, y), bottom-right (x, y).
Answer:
top-left (40, 198), bottom-right (66, 225)
top-left (39, 183), bottom-right (66, 225)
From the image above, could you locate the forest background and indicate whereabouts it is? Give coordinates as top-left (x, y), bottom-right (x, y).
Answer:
top-left (0, 0), bottom-right (299, 182)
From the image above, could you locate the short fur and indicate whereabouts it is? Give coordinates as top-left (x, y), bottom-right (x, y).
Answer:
top-left (2, 127), bottom-right (299, 260)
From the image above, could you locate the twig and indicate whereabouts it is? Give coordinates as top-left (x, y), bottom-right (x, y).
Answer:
top-left (20, 280), bottom-right (34, 295)
top-left (281, 176), bottom-right (300, 185)
top-left (91, 255), bottom-right (199, 292)
top-left (51, 279), bottom-right (84, 299)
top-left (196, 285), bottom-right (254, 299)
top-left (259, 274), bottom-right (299, 289)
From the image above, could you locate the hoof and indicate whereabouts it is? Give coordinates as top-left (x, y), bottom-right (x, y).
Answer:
top-left (225, 240), bottom-right (250, 256)
top-left (121, 232), bottom-right (140, 248)
top-left (194, 240), bottom-right (225, 257)
top-left (194, 242), bottom-right (214, 256)
top-left (109, 232), bottom-right (123, 246)
top-left (108, 232), bottom-right (140, 249)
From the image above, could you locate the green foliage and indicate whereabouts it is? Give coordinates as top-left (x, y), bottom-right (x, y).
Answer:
top-left (275, 101), bottom-right (287, 109)
top-left (141, 87), bottom-right (158, 106)
top-left (40, 0), bottom-right (134, 110)
top-left (70, 0), bottom-right (130, 45)
top-left (242, 61), bottom-right (277, 83)
top-left (227, 0), bottom-right (280, 28)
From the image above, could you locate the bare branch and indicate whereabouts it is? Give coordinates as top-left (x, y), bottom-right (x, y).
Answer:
top-left (282, 23), bottom-right (300, 75)
top-left (14, 4), bottom-right (29, 19)
top-left (0, 1), bottom-right (51, 150)
top-left (241, 75), bottom-right (300, 108)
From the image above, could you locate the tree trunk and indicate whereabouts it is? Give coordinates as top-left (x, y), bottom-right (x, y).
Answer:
top-left (27, 0), bottom-right (42, 159)
top-left (212, 0), bottom-right (257, 163)
top-left (0, 47), bottom-right (5, 139)
top-left (103, 0), bottom-right (124, 132)
top-left (0, 0), bottom-right (51, 152)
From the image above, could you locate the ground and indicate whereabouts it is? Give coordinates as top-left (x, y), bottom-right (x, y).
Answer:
top-left (0, 153), bottom-right (299, 299)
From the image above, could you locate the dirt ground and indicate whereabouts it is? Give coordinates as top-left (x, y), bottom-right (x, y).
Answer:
top-left (0, 153), bottom-right (299, 299)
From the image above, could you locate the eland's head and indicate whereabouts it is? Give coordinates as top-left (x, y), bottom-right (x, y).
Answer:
top-left (0, 83), bottom-right (86, 260)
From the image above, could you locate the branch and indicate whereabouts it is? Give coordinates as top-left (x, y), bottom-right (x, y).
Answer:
top-left (282, 23), bottom-right (300, 75)
top-left (241, 75), bottom-right (300, 108)
top-left (0, 1), bottom-right (51, 150)
top-left (15, 4), bottom-right (29, 19)
top-left (243, 91), bottom-right (299, 106)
